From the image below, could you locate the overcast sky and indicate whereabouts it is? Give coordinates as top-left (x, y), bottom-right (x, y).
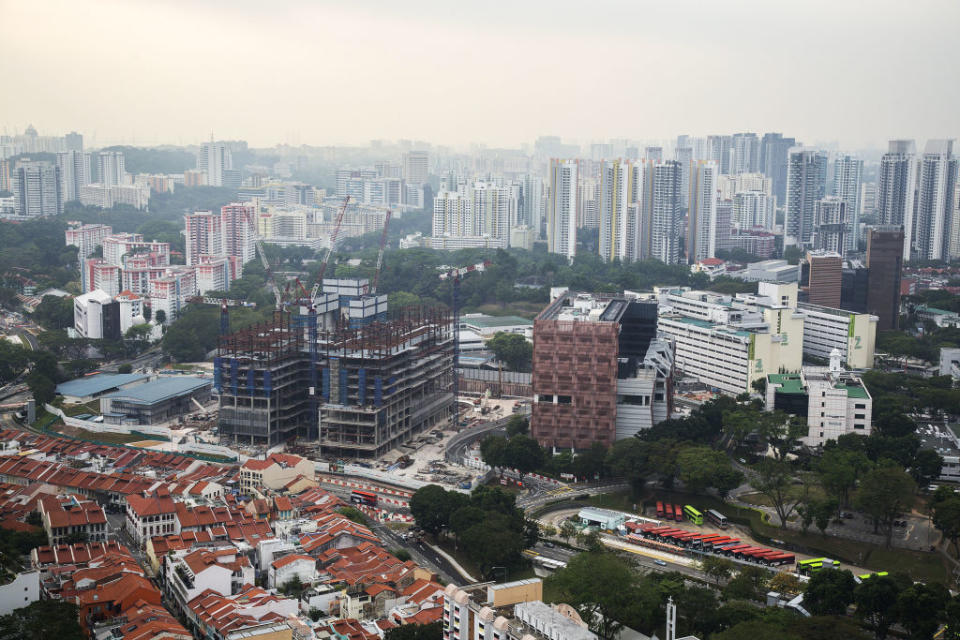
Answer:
top-left (1, 0), bottom-right (957, 150)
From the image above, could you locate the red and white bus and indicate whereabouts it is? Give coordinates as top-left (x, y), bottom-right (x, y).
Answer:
top-left (350, 490), bottom-right (378, 506)
top-left (656, 501), bottom-right (665, 518)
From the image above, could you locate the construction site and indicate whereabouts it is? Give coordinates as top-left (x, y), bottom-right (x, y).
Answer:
top-left (214, 281), bottom-right (455, 458)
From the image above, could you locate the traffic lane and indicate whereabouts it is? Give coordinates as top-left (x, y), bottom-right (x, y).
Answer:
top-left (370, 522), bottom-right (462, 585)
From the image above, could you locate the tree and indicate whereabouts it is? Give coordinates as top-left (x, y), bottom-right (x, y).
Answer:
top-left (803, 568), bottom-right (856, 616)
top-left (854, 575), bottom-right (901, 640)
top-left (26, 371), bottom-right (56, 405)
top-left (280, 575), bottom-right (307, 598)
top-left (700, 555), bottom-right (735, 584)
top-left (31, 295), bottom-right (74, 330)
top-left (910, 449), bottom-right (944, 487)
top-left (385, 621), bottom-right (442, 640)
top-left (155, 309), bottom-right (167, 325)
top-left (813, 497), bottom-right (838, 536)
top-left (933, 494), bottom-right (960, 554)
top-left (854, 466), bottom-right (916, 547)
top-left (767, 571), bottom-right (801, 596)
top-left (460, 512), bottom-right (525, 575)
top-left (676, 445), bottom-right (743, 495)
top-left (559, 520), bottom-right (577, 543)
top-left (118, 363), bottom-right (133, 374)
top-left (391, 548), bottom-right (412, 562)
top-left (409, 485), bottom-right (461, 535)
top-left (549, 552), bottom-right (638, 640)
top-left (0, 599), bottom-right (85, 640)
top-left (505, 414), bottom-right (529, 437)
top-left (783, 246), bottom-right (802, 265)
top-left (897, 582), bottom-right (949, 640)
top-left (486, 332), bottom-right (533, 372)
top-left (753, 459), bottom-right (807, 528)
top-left (817, 448), bottom-right (870, 511)
top-left (336, 506), bottom-right (369, 525)
top-left (606, 438), bottom-right (649, 494)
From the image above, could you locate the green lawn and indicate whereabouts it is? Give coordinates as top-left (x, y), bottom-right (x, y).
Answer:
top-left (51, 424), bottom-right (146, 445)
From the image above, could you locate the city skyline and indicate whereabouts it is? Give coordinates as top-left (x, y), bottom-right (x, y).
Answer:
top-left (2, 0), bottom-right (959, 149)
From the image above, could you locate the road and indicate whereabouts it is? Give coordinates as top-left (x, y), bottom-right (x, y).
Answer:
top-left (368, 520), bottom-right (468, 585)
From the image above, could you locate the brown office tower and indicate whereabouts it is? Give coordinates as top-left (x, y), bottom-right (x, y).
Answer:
top-left (866, 226), bottom-right (904, 330)
top-left (531, 293), bottom-right (671, 452)
top-left (803, 251), bottom-right (842, 307)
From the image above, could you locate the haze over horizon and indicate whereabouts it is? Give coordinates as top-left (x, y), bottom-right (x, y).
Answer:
top-left (2, 0), bottom-right (959, 150)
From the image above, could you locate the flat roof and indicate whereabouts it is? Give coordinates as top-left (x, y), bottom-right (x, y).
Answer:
top-left (56, 373), bottom-right (150, 398)
top-left (460, 314), bottom-right (531, 328)
top-left (768, 373), bottom-right (805, 395)
top-left (837, 383), bottom-right (869, 399)
top-left (662, 315), bottom-right (752, 337)
top-left (101, 376), bottom-right (211, 405)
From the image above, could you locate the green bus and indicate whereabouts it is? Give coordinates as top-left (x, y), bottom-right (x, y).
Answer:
top-left (798, 558), bottom-right (840, 575)
top-left (683, 505), bottom-right (704, 525)
top-left (855, 571), bottom-right (889, 583)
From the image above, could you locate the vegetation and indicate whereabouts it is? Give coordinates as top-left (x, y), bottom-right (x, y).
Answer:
top-left (384, 621), bottom-right (441, 640)
top-left (409, 484), bottom-right (537, 577)
top-left (161, 303), bottom-right (272, 362)
top-left (487, 331), bottom-right (533, 372)
top-left (0, 599), bottom-right (85, 640)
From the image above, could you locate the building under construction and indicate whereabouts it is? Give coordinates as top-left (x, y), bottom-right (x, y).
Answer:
top-left (215, 279), bottom-right (455, 458)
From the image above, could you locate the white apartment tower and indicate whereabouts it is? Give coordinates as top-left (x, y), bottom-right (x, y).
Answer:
top-left (97, 151), bottom-right (126, 187)
top-left (198, 141), bottom-right (232, 187)
top-left (56, 150), bottom-right (91, 201)
top-left (914, 139), bottom-right (958, 261)
top-left (432, 190), bottom-right (474, 237)
top-left (876, 140), bottom-right (917, 259)
top-left (184, 211), bottom-right (224, 265)
top-left (472, 182), bottom-right (515, 243)
top-left (831, 154), bottom-right (863, 252)
top-left (403, 151), bottom-right (429, 184)
top-left (547, 159), bottom-right (579, 259)
top-left (599, 160), bottom-right (644, 262)
top-left (687, 161), bottom-right (718, 263)
top-left (650, 161), bottom-right (683, 264)
top-left (220, 203), bottom-right (256, 265)
top-left (13, 160), bottom-right (62, 217)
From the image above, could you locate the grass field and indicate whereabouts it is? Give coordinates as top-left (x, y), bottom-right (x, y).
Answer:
top-left (52, 424), bottom-right (146, 445)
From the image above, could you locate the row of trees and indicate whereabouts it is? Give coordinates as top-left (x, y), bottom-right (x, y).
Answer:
top-left (408, 484), bottom-right (537, 577)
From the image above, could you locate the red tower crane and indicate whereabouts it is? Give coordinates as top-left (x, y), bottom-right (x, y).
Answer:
top-left (310, 196), bottom-right (351, 304)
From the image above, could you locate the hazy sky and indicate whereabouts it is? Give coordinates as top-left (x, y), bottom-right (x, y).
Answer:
top-left (2, 0), bottom-right (958, 150)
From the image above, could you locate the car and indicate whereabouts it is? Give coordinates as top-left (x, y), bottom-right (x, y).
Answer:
top-left (653, 560), bottom-right (667, 566)
top-left (543, 542), bottom-right (555, 548)
top-left (841, 512), bottom-right (855, 519)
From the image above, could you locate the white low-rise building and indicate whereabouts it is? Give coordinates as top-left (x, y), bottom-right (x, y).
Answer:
top-left (766, 356), bottom-right (873, 447)
top-left (797, 302), bottom-right (876, 369)
top-left (268, 553), bottom-right (316, 589)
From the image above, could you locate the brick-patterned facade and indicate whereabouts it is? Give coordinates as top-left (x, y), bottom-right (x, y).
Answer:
top-left (531, 316), bottom-right (619, 450)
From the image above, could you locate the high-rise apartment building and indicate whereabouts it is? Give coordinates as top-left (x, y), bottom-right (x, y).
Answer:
top-left (432, 190), bottom-right (473, 238)
top-left (832, 154), bottom-right (863, 251)
top-left (913, 139), bottom-right (957, 261)
top-left (876, 140), bottom-right (917, 260)
top-left (402, 150), bottom-right (429, 184)
top-left (675, 146), bottom-right (693, 209)
top-left (866, 226), bottom-right (904, 331)
top-left (97, 151), bottom-right (126, 187)
top-left (598, 160), bottom-right (644, 262)
top-left (707, 135), bottom-right (733, 174)
top-left (812, 197), bottom-right (847, 254)
top-left (13, 160), bottom-right (62, 217)
top-left (472, 182), bottom-right (515, 242)
top-left (518, 174), bottom-right (543, 231)
top-left (546, 160), bottom-right (579, 259)
top-left (650, 161), bottom-right (682, 264)
top-left (198, 141), bottom-right (232, 187)
top-left (732, 133), bottom-right (760, 174)
top-left (760, 133), bottom-right (796, 204)
top-left (184, 211), bottom-right (224, 265)
top-left (784, 148), bottom-right (828, 247)
top-left (56, 150), bottom-right (91, 201)
top-left (220, 203), bottom-right (256, 265)
top-left (733, 190), bottom-right (774, 230)
top-left (686, 161), bottom-right (718, 263)
top-left (64, 131), bottom-right (83, 152)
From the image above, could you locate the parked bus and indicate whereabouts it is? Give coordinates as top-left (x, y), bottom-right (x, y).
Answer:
top-left (673, 504), bottom-right (684, 522)
top-left (664, 503), bottom-right (674, 521)
top-left (798, 558), bottom-right (840, 575)
top-left (706, 509), bottom-right (728, 529)
top-left (656, 501), bottom-right (665, 519)
top-left (351, 490), bottom-right (378, 506)
top-left (855, 571), bottom-right (889, 583)
top-left (683, 505), bottom-right (704, 525)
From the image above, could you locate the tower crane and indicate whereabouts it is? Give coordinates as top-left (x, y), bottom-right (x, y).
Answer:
top-left (439, 259), bottom-right (491, 428)
top-left (371, 209), bottom-right (392, 294)
top-left (240, 208), bottom-right (284, 310)
top-left (309, 196), bottom-right (350, 304)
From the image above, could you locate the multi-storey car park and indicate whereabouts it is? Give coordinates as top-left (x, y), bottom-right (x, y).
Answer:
top-left (215, 279), bottom-right (454, 458)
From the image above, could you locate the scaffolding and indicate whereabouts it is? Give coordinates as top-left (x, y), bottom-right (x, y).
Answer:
top-left (214, 304), bottom-right (455, 456)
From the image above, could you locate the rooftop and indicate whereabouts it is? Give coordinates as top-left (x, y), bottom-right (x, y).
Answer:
top-left (56, 373), bottom-right (149, 398)
top-left (460, 314), bottom-right (532, 328)
top-left (101, 376), bottom-right (211, 405)
top-left (837, 383), bottom-right (869, 399)
top-left (768, 373), bottom-right (806, 395)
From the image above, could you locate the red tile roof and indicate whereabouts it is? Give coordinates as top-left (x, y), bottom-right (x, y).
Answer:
top-left (271, 553), bottom-right (315, 570)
